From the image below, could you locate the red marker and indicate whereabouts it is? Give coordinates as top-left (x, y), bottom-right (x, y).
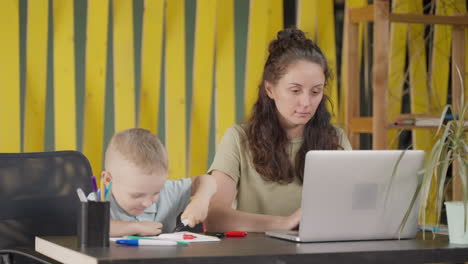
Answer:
top-left (225, 231), bottom-right (247, 237)
top-left (183, 234), bottom-right (197, 239)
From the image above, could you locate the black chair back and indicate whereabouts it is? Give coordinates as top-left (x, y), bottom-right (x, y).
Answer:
top-left (0, 151), bottom-right (92, 250)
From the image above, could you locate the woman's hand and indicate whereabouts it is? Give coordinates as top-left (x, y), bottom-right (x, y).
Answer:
top-left (181, 196), bottom-right (210, 227)
top-left (283, 208), bottom-right (301, 230)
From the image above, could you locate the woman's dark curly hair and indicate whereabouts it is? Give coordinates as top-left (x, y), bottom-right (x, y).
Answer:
top-left (246, 27), bottom-right (342, 184)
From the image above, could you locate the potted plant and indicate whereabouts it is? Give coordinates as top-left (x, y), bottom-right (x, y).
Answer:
top-left (394, 101), bottom-right (467, 244)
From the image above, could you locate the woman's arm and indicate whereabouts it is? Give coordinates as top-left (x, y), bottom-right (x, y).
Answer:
top-left (180, 174), bottom-right (217, 227)
top-left (206, 170), bottom-right (301, 232)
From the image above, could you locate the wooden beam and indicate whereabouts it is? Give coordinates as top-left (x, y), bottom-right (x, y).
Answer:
top-left (389, 13), bottom-right (468, 26)
top-left (349, 117), bottom-right (372, 133)
top-left (372, 0), bottom-right (390, 149)
top-left (451, 25), bottom-right (465, 202)
top-left (452, 26), bottom-right (465, 114)
top-left (345, 12), bottom-right (361, 148)
top-left (349, 5), bottom-right (374, 23)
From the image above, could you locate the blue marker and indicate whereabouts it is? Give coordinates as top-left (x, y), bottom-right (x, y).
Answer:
top-left (417, 226), bottom-right (440, 232)
top-left (116, 239), bottom-right (178, 246)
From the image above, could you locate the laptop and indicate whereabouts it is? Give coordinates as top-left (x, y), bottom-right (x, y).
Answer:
top-left (266, 150), bottom-right (425, 242)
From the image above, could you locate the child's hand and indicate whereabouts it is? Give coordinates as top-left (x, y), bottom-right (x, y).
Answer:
top-left (134, 221), bottom-right (163, 236)
top-left (180, 196), bottom-right (210, 228)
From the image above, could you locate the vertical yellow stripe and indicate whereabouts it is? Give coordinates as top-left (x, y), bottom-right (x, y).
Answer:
top-left (166, 0), bottom-right (186, 179)
top-left (340, 0), bottom-right (367, 126)
top-left (430, 0), bottom-right (459, 110)
top-left (0, 0), bottom-right (20, 152)
top-left (316, 0), bottom-right (338, 122)
top-left (387, 0), bottom-right (408, 148)
top-left (113, 0), bottom-right (135, 132)
top-left (139, 0), bottom-right (164, 133)
top-left (24, 0), bottom-right (48, 152)
top-left (215, 0), bottom-right (235, 143)
top-left (268, 0), bottom-right (283, 40)
top-left (83, 0), bottom-right (109, 176)
top-left (244, 0), bottom-right (270, 118)
top-left (296, 0), bottom-right (317, 39)
top-left (189, 0), bottom-right (217, 177)
top-left (407, 0), bottom-right (431, 148)
top-left (54, 0), bottom-right (76, 150)
top-left (407, 0), bottom-right (437, 225)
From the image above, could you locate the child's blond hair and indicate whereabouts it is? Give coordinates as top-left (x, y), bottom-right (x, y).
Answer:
top-left (105, 128), bottom-right (168, 175)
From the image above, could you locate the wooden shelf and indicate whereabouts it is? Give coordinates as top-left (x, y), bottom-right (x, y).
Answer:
top-left (387, 125), bottom-right (443, 130)
top-left (388, 125), bottom-right (468, 130)
top-left (345, 0), bottom-right (466, 150)
top-left (389, 13), bottom-right (468, 26)
top-left (344, 0), bottom-right (466, 201)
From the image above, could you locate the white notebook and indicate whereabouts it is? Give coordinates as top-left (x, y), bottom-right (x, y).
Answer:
top-left (110, 231), bottom-right (220, 243)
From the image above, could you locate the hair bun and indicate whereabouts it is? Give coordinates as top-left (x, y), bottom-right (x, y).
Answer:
top-left (277, 27), bottom-right (307, 42)
top-left (268, 27), bottom-right (311, 57)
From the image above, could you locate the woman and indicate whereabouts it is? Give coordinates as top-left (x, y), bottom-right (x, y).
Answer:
top-left (206, 28), bottom-right (352, 232)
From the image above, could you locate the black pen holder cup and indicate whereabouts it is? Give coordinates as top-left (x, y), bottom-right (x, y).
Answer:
top-left (77, 201), bottom-right (110, 248)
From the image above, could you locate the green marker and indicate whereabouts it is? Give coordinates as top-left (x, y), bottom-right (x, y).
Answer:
top-left (104, 182), bottom-right (113, 201)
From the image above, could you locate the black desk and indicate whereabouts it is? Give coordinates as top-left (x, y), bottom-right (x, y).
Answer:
top-left (35, 233), bottom-right (468, 264)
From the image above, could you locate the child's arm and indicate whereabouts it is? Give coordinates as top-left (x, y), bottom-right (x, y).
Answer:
top-left (110, 219), bottom-right (163, 237)
top-left (180, 174), bottom-right (217, 227)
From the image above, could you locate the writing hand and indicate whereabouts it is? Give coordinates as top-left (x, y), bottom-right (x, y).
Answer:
top-left (180, 196), bottom-right (210, 228)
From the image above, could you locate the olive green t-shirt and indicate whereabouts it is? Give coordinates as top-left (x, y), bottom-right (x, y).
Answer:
top-left (208, 124), bottom-right (352, 216)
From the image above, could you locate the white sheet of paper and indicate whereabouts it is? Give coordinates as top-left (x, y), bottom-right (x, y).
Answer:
top-left (110, 232), bottom-right (220, 243)
top-left (159, 232), bottom-right (220, 242)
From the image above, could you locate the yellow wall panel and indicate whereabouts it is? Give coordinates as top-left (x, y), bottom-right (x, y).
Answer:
top-left (0, 0), bottom-right (20, 152)
top-left (189, 0), bottom-right (217, 177)
top-left (268, 0), bottom-right (283, 40)
top-left (215, 0), bottom-right (235, 143)
top-left (113, 0), bottom-right (135, 132)
top-left (297, 0), bottom-right (317, 40)
top-left (407, 0), bottom-right (437, 225)
top-left (430, 0), bottom-right (464, 110)
top-left (407, 0), bottom-right (431, 149)
top-left (24, 0), bottom-right (48, 152)
top-left (244, 0), bottom-right (270, 119)
top-left (83, 0), bottom-right (109, 176)
top-left (53, 0), bottom-right (76, 150)
top-left (387, 0), bottom-right (408, 148)
top-left (316, 0), bottom-right (338, 122)
top-left (166, 0), bottom-right (186, 179)
top-left (139, 0), bottom-right (164, 134)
